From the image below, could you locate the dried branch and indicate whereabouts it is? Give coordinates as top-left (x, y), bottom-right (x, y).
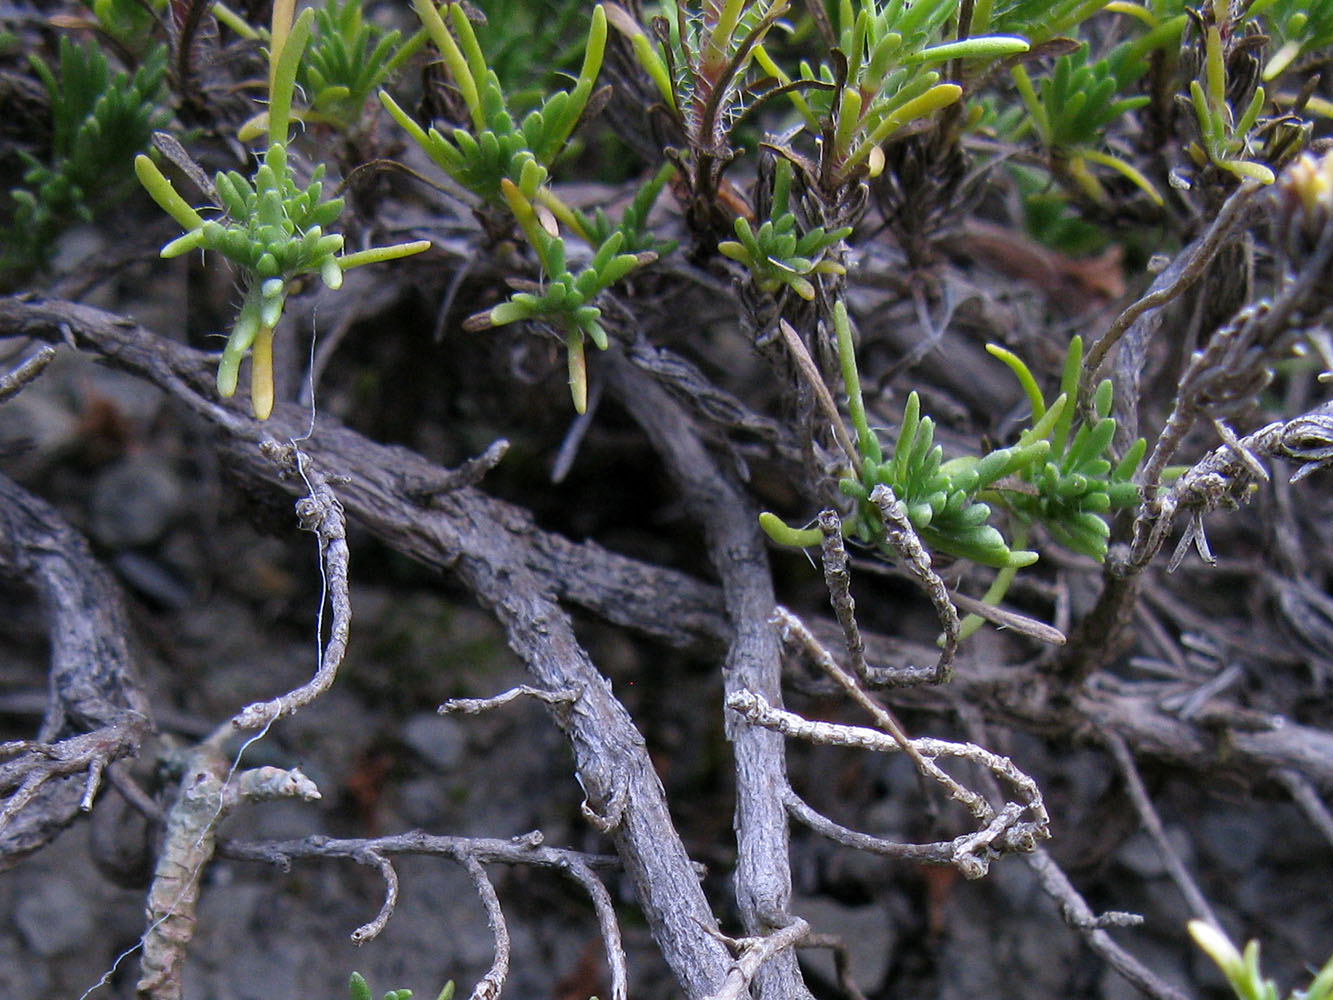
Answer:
top-left (1136, 207), bottom-right (1333, 502)
top-left (221, 829), bottom-right (631, 999)
top-left (1105, 733), bottom-right (1219, 926)
top-left (401, 438), bottom-right (511, 500)
top-left (219, 829), bottom-right (619, 870)
top-left (1081, 180), bottom-right (1265, 415)
top-left (0, 297), bottom-right (735, 659)
top-left (0, 470), bottom-right (150, 866)
top-left (1025, 848), bottom-right (1188, 1000)
top-left (229, 443), bottom-right (352, 731)
top-left (1133, 405), bottom-right (1333, 570)
top-left (729, 689), bottom-right (1047, 877)
top-left (558, 855), bottom-right (630, 1000)
top-left (462, 856), bottom-right (509, 1000)
top-left (777, 318), bottom-right (859, 468)
top-left (607, 351), bottom-right (810, 1000)
top-left (818, 511), bottom-right (870, 680)
top-left (771, 608), bottom-right (998, 829)
top-left (869, 485), bottom-right (959, 684)
top-left (1064, 403), bottom-right (1333, 678)
top-left (703, 918), bottom-right (812, 1000)
top-left (0, 343), bottom-right (57, 403)
top-left (0, 294), bottom-right (735, 997)
top-left (137, 744), bottom-right (320, 1000)
top-left (951, 709), bottom-right (1186, 1000)
top-left (350, 850), bottom-right (399, 943)
top-left (0, 726), bottom-right (139, 831)
top-left (1275, 769), bottom-right (1333, 851)
top-left (440, 685), bottom-right (581, 716)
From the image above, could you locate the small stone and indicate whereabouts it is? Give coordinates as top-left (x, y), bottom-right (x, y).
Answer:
top-left (0, 936), bottom-right (52, 996)
top-left (402, 712), bottom-right (468, 772)
top-left (89, 454), bottom-right (184, 549)
top-left (792, 895), bottom-right (894, 990)
top-left (13, 877), bottom-right (95, 957)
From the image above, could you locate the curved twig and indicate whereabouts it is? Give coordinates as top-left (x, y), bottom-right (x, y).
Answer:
top-left (229, 444), bottom-right (351, 731)
top-left (350, 850), bottom-right (399, 944)
top-left (462, 856), bottom-right (510, 1000)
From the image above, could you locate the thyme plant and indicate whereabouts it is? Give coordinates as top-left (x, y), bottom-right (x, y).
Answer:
top-left (8, 1), bottom-right (1333, 999)
top-left (1, 37), bottom-right (168, 272)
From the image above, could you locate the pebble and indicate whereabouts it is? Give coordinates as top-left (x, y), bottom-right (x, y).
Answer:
top-left (402, 712), bottom-right (469, 772)
top-left (89, 453), bottom-right (184, 549)
top-left (13, 877), bottom-right (95, 957)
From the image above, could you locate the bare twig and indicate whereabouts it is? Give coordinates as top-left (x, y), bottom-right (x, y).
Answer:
top-left (1276, 769), bottom-right (1333, 850)
top-left (817, 510), bottom-right (871, 681)
top-left (948, 588), bottom-right (1067, 645)
top-left (869, 485), bottom-right (959, 684)
top-left (1105, 733), bottom-right (1219, 926)
top-left (1025, 849), bottom-right (1188, 1000)
top-left (0, 726), bottom-right (142, 832)
top-left (441, 685), bottom-right (580, 716)
top-left (350, 851), bottom-right (399, 943)
top-left (608, 353), bottom-right (809, 999)
top-left (229, 443), bottom-right (351, 731)
top-left (778, 318), bottom-right (860, 470)
top-left (0, 471), bottom-right (150, 865)
top-left (770, 609), bottom-right (990, 824)
top-left (1080, 180), bottom-right (1264, 410)
top-left (462, 856), bottom-right (510, 1000)
top-left (1139, 216), bottom-right (1333, 501)
top-left (782, 782), bottom-right (1013, 867)
top-left (1066, 404), bottom-right (1333, 679)
top-left (401, 438), bottom-right (511, 500)
top-left (0, 296), bottom-right (735, 996)
top-left (797, 932), bottom-right (869, 1000)
top-left (137, 745), bottom-right (321, 1000)
top-left (1133, 417), bottom-right (1288, 570)
top-left (559, 855), bottom-right (630, 1000)
top-left (219, 829), bottom-right (623, 869)
top-left (0, 344), bottom-right (57, 403)
top-left (729, 689), bottom-right (1047, 877)
top-left (703, 918), bottom-right (812, 1000)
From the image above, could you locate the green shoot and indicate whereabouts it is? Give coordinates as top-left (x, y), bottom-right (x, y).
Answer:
top-left (3, 38), bottom-right (168, 272)
top-left (136, 1), bottom-right (428, 419)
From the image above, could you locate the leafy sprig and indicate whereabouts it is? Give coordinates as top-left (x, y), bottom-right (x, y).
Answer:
top-left (605, 0), bottom-right (791, 231)
top-left (3, 37), bottom-right (169, 271)
top-left (136, 0), bottom-right (428, 418)
top-left (978, 0), bottom-right (1115, 43)
top-left (1189, 921), bottom-right (1333, 1000)
top-left (1254, 0), bottom-right (1333, 81)
top-left (299, 0), bottom-right (425, 130)
top-left (88, 0), bottom-right (166, 57)
top-left (465, 168), bottom-right (656, 413)
top-left (235, 0), bottom-right (426, 138)
top-left (760, 301), bottom-right (1049, 570)
top-left (1184, 2), bottom-right (1276, 184)
top-left (379, 0), bottom-right (607, 206)
top-left (1011, 42), bottom-right (1162, 204)
top-left (570, 161), bottom-right (678, 257)
top-left (761, 306), bottom-right (1146, 639)
top-left (387, 0), bottom-right (660, 413)
top-left (756, 0), bottom-right (1028, 187)
top-left (348, 971), bottom-right (455, 1000)
top-left (718, 159), bottom-right (850, 300)
top-left (988, 335), bottom-right (1144, 561)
